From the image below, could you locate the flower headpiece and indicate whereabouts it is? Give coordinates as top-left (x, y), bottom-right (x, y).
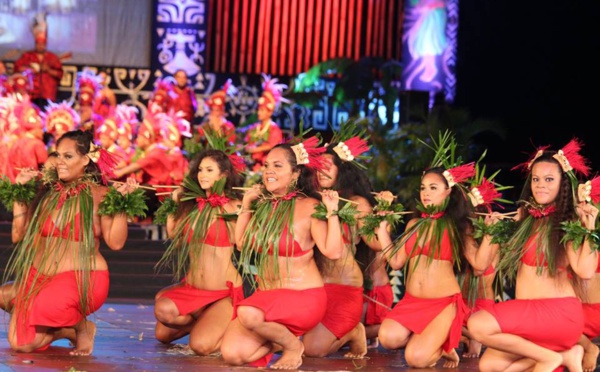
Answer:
top-left (513, 139), bottom-right (589, 177)
top-left (513, 138), bottom-right (590, 200)
top-left (290, 136), bottom-right (327, 171)
top-left (578, 176), bottom-right (600, 205)
top-left (87, 143), bottom-right (120, 185)
top-left (157, 109), bottom-right (192, 147)
top-left (149, 77), bottom-right (176, 113)
top-left (203, 129), bottom-right (247, 174)
top-left (9, 70), bottom-right (34, 94)
top-left (258, 73), bottom-right (290, 111)
top-left (420, 130), bottom-right (476, 188)
top-left (206, 78), bottom-right (237, 111)
top-left (552, 138), bottom-right (590, 176)
top-left (467, 162), bottom-right (512, 212)
top-left (76, 68), bottom-right (101, 106)
top-left (13, 95), bottom-right (42, 132)
top-left (328, 118), bottom-right (371, 168)
top-left (31, 12), bottom-right (47, 44)
top-left (115, 104), bottom-right (139, 140)
top-left (42, 100), bottom-right (80, 136)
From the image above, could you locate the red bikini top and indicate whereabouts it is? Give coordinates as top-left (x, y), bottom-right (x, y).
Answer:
top-left (184, 218), bottom-right (232, 247)
top-left (40, 213), bottom-right (98, 241)
top-left (263, 226), bottom-right (309, 257)
top-left (405, 230), bottom-right (453, 262)
top-left (521, 234), bottom-right (566, 271)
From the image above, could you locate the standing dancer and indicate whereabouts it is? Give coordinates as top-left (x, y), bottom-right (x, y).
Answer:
top-left (0, 129), bottom-right (146, 355)
top-left (220, 136), bottom-right (342, 369)
top-left (374, 131), bottom-right (499, 368)
top-left (243, 74), bottom-right (287, 172)
top-left (467, 139), bottom-right (598, 371)
top-left (153, 141), bottom-right (245, 355)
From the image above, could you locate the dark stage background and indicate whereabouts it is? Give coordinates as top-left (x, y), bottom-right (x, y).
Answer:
top-left (455, 1), bottom-right (600, 172)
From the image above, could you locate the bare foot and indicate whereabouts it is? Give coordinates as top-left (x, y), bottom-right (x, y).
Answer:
top-left (344, 323), bottom-right (367, 359)
top-left (271, 338), bottom-right (304, 370)
top-left (532, 353), bottom-right (562, 372)
top-left (442, 348), bottom-right (460, 368)
top-left (583, 342), bottom-right (599, 372)
top-left (462, 339), bottom-right (482, 359)
top-left (69, 320), bottom-right (96, 356)
top-left (560, 344), bottom-right (584, 372)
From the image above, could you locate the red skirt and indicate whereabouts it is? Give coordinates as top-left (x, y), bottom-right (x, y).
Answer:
top-left (364, 283), bottom-right (394, 325)
top-left (14, 267), bottom-right (109, 347)
top-left (237, 287), bottom-right (327, 336)
top-left (158, 280), bottom-right (244, 317)
top-left (484, 297), bottom-right (583, 351)
top-left (385, 292), bottom-right (469, 352)
top-left (582, 302), bottom-right (600, 339)
top-left (321, 283), bottom-right (363, 339)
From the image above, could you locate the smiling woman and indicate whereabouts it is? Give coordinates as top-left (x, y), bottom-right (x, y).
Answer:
top-left (220, 137), bottom-right (343, 369)
top-left (0, 129), bottom-right (146, 356)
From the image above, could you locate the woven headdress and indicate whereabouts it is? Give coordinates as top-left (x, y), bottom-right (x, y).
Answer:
top-left (206, 79), bottom-right (237, 112)
top-left (328, 118), bottom-right (371, 168)
top-left (578, 175), bottom-right (600, 205)
top-left (421, 130), bottom-right (476, 188)
top-left (258, 73), bottom-right (290, 111)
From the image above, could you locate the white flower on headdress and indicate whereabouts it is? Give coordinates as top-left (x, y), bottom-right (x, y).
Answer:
top-left (333, 141), bottom-right (354, 162)
top-left (88, 143), bottom-right (100, 163)
top-left (442, 170), bottom-right (455, 188)
top-left (578, 181), bottom-right (592, 203)
top-left (468, 187), bottom-right (484, 207)
top-left (552, 150), bottom-right (573, 173)
top-left (291, 143), bottom-right (309, 165)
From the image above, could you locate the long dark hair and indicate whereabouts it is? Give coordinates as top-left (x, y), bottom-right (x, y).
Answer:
top-left (420, 166), bottom-right (472, 273)
top-left (518, 152), bottom-right (578, 287)
top-left (175, 149), bottom-right (243, 218)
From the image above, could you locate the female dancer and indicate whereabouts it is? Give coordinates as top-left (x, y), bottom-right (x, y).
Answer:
top-left (302, 134), bottom-right (375, 358)
top-left (374, 132), bottom-right (500, 368)
top-left (153, 148), bottom-right (244, 356)
top-left (1, 129), bottom-right (144, 355)
top-left (467, 139), bottom-right (598, 371)
top-left (220, 137), bottom-right (342, 369)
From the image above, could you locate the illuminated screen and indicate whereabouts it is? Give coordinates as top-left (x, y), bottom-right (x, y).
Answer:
top-left (0, 0), bottom-right (151, 68)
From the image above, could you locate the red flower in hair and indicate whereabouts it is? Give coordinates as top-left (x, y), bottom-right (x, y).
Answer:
top-left (228, 154), bottom-right (246, 174)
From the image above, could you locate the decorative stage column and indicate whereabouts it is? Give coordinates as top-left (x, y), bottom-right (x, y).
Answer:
top-left (400, 0), bottom-right (458, 105)
top-left (151, 0), bottom-right (208, 89)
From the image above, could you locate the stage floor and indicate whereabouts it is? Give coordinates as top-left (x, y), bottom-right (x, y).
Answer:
top-left (0, 299), bottom-right (485, 371)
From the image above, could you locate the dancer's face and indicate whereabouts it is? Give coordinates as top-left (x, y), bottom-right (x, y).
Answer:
top-left (197, 156), bottom-right (225, 190)
top-left (55, 138), bottom-right (90, 182)
top-left (317, 154), bottom-right (338, 189)
top-left (257, 107), bottom-right (272, 121)
top-left (420, 172), bottom-right (451, 207)
top-left (263, 147), bottom-right (299, 196)
top-left (530, 161), bottom-right (561, 206)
